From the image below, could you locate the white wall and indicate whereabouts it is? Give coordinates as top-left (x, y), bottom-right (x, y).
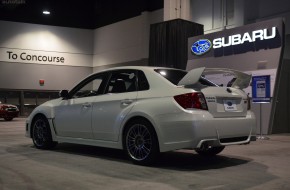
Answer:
top-left (0, 21), bottom-right (94, 90)
top-left (0, 21), bottom-right (93, 67)
top-left (190, 0), bottom-right (242, 34)
top-left (190, 0), bottom-right (290, 35)
top-left (0, 9), bottom-right (164, 69)
top-left (191, 0), bottom-right (215, 33)
top-left (93, 9), bottom-right (163, 67)
top-left (245, 0), bottom-right (290, 34)
top-left (0, 10), bottom-right (164, 90)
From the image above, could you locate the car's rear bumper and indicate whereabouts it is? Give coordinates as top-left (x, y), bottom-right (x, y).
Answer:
top-left (156, 110), bottom-right (256, 152)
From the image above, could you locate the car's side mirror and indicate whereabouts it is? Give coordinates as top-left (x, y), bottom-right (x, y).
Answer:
top-left (59, 90), bottom-right (69, 99)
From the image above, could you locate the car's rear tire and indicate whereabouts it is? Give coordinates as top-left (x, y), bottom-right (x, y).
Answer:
top-left (32, 116), bottom-right (57, 149)
top-left (4, 117), bottom-right (13, 121)
top-left (195, 146), bottom-right (225, 156)
top-left (123, 119), bottom-right (159, 165)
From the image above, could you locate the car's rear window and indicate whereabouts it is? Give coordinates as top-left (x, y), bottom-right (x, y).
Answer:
top-left (154, 69), bottom-right (217, 87)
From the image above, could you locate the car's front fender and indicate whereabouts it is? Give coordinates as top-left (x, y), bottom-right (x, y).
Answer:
top-left (26, 98), bottom-right (62, 138)
top-left (29, 98), bottom-right (62, 119)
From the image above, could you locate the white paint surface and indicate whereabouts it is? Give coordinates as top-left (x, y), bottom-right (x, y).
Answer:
top-left (93, 10), bottom-right (163, 67)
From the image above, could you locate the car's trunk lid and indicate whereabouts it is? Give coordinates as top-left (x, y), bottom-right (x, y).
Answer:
top-left (202, 87), bottom-right (248, 118)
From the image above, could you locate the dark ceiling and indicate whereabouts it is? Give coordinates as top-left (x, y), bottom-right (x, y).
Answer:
top-left (0, 0), bottom-right (164, 29)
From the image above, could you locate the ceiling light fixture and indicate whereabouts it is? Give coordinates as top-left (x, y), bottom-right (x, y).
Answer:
top-left (43, 10), bottom-right (50, 15)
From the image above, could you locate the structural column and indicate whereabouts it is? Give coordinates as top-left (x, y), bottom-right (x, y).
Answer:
top-left (164, 0), bottom-right (191, 21)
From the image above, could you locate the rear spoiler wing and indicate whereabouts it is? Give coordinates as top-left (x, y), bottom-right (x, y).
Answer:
top-left (178, 67), bottom-right (251, 89)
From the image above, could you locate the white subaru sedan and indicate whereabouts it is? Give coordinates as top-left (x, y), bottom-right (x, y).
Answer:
top-left (26, 66), bottom-right (256, 165)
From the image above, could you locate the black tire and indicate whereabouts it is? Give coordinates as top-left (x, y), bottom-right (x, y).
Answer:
top-left (195, 146), bottom-right (225, 156)
top-left (32, 116), bottom-right (57, 149)
top-left (4, 117), bottom-right (13, 121)
top-left (123, 119), bottom-right (159, 165)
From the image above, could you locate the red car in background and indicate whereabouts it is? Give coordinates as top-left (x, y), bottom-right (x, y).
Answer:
top-left (0, 102), bottom-right (19, 121)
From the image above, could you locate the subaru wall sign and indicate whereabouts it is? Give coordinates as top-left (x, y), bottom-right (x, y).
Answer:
top-left (213, 27), bottom-right (276, 49)
top-left (190, 25), bottom-right (279, 57)
top-left (191, 39), bottom-right (212, 55)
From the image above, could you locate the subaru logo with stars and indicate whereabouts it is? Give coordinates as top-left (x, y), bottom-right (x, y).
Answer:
top-left (191, 39), bottom-right (212, 55)
top-left (227, 101), bottom-right (233, 106)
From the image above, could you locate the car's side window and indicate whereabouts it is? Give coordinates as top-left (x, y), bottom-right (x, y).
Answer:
top-left (106, 70), bottom-right (137, 94)
top-left (138, 71), bottom-right (150, 91)
top-left (72, 75), bottom-right (106, 99)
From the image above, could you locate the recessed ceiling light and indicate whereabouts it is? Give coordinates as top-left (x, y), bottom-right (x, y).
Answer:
top-left (43, 10), bottom-right (50, 15)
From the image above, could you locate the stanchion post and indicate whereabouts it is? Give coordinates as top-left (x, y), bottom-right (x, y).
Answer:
top-left (257, 103), bottom-right (270, 140)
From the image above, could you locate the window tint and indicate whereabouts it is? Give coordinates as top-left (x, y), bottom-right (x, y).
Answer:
top-left (138, 71), bottom-right (149, 91)
top-left (106, 70), bottom-right (137, 94)
top-left (72, 75), bottom-right (106, 99)
top-left (155, 69), bottom-right (217, 87)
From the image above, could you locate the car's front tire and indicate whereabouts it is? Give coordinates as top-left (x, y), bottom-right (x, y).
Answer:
top-left (195, 146), bottom-right (225, 156)
top-left (32, 116), bottom-right (57, 149)
top-left (123, 119), bottom-right (159, 165)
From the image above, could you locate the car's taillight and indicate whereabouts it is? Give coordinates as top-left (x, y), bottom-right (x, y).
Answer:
top-left (174, 92), bottom-right (208, 110)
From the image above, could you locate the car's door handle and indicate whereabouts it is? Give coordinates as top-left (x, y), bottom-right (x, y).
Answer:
top-left (82, 103), bottom-right (92, 108)
top-left (121, 99), bottom-right (133, 106)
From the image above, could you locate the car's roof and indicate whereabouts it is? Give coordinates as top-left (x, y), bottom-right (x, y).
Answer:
top-left (93, 66), bottom-right (185, 74)
top-left (68, 66), bottom-right (186, 92)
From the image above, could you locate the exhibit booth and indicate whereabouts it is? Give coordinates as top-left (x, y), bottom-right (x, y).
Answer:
top-left (186, 18), bottom-right (289, 134)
